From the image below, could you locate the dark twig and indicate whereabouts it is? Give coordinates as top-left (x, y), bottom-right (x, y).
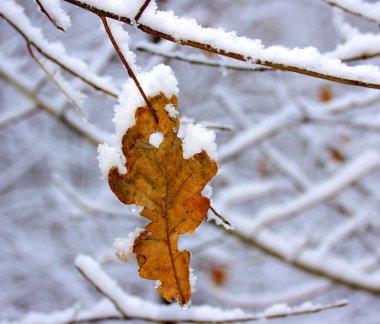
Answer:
top-left (75, 258), bottom-right (347, 324)
top-left (136, 44), bottom-right (272, 72)
top-left (323, 0), bottom-right (380, 25)
top-left (65, 300), bottom-right (348, 323)
top-left (35, 0), bottom-right (65, 31)
top-left (300, 116), bottom-right (380, 133)
top-left (101, 16), bottom-right (159, 123)
top-left (0, 68), bottom-right (101, 146)
top-left (26, 42), bottom-right (89, 121)
top-left (343, 52), bottom-right (380, 63)
top-left (0, 13), bottom-right (117, 98)
top-left (134, 0), bottom-right (152, 22)
top-left (210, 205), bottom-right (232, 227)
top-left (76, 267), bottom-right (129, 319)
top-left (62, 0), bottom-right (380, 90)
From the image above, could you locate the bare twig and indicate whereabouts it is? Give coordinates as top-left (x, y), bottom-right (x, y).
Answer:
top-left (213, 220), bottom-right (380, 295)
top-left (66, 301), bottom-right (348, 323)
top-left (35, 0), bottom-right (65, 31)
top-left (323, 0), bottom-right (380, 25)
top-left (62, 0), bottom-right (380, 89)
top-left (209, 205), bottom-right (232, 227)
top-left (101, 16), bottom-right (158, 123)
top-left (136, 44), bottom-right (272, 72)
top-left (0, 106), bottom-right (39, 130)
top-left (76, 267), bottom-right (129, 319)
top-left (343, 52), bottom-right (380, 63)
top-left (134, 0), bottom-right (152, 22)
top-left (0, 68), bottom-right (102, 146)
top-left (75, 255), bottom-right (348, 323)
top-left (0, 13), bottom-right (117, 98)
top-left (301, 115), bottom-right (380, 133)
top-left (26, 42), bottom-right (89, 121)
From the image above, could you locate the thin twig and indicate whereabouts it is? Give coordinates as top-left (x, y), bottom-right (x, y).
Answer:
top-left (76, 256), bottom-right (348, 323)
top-left (26, 42), bottom-right (89, 122)
top-left (343, 52), bottom-right (380, 63)
top-left (101, 16), bottom-right (158, 123)
top-left (35, 0), bottom-right (65, 31)
top-left (301, 115), bottom-right (380, 133)
top-left (62, 0), bottom-right (380, 90)
top-left (134, 0), bottom-right (152, 22)
top-left (210, 205), bottom-right (232, 227)
top-left (0, 13), bottom-right (117, 98)
top-left (76, 267), bottom-right (129, 319)
top-left (323, 0), bottom-right (380, 25)
top-left (66, 300), bottom-right (348, 323)
top-left (0, 68), bottom-right (101, 146)
top-left (136, 44), bottom-right (272, 72)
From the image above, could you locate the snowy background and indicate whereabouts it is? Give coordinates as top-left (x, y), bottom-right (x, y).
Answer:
top-left (1, 0), bottom-right (380, 323)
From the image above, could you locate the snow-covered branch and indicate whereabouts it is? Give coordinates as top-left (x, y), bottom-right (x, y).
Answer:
top-left (62, 0), bottom-right (380, 89)
top-left (71, 255), bottom-right (347, 323)
top-left (0, 63), bottom-right (107, 146)
top-left (35, 0), bottom-right (71, 32)
top-left (0, 0), bottom-right (117, 98)
top-left (136, 42), bottom-right (272, 72)
top-left (248, 150), bottom-right (380, 233)
top-left (324, 0), bottom-right (380, 25)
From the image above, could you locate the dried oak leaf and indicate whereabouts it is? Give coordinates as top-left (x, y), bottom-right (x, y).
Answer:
top-left (108, 93), bottom-right (218, 306)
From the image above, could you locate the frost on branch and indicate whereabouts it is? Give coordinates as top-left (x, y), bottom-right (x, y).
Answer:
top-left (36, 0), bottom-right (71, 31)
top-left (98, 64), bottom-right (218, 306)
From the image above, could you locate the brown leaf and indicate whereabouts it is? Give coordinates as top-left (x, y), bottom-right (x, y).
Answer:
top-left (319, 85), bottom-right (333, 103)
top-left (108, 93), bottom-right (218, 306)
top-left (210, 264), bottom-right (227, 287)
top-left (328, 146), bottom-right (345, 163)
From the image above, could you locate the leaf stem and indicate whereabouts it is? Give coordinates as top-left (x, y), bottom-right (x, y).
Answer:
top-left (100, 16), bottom-right (159, 124)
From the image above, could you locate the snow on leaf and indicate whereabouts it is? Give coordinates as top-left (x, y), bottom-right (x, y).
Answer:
top-left (107, 93), bottom-right (218, 306)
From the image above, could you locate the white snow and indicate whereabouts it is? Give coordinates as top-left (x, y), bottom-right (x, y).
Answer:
top-left (165, 103), bottom-right (179, 119)
top-left (114, 64), bottom-right (178, 142)
top-left (201, 183), bottom-right (213, 199)
top-left (246, 150), bottom-right (380, 233)
top-left (0, 0), bottom-right (116, 95)
top-left (69, 0), bottom-right (380, 86)
top-left (149, 131), bottom-right (163, 148)
top-left (71, 255), bottom-right (344, 322)
top-left (73, 254), bottom-right (252, 321)
top-left (189, 268), bottom-right (197, 293)
top-left (181, 123), bottom-right (217, 159)
top-left (325, 0), bottom-right (380, 23)
top-left (332, 9), bottom-right (360, 40)
top-left (327, 32), bottom-right (380, 61)
top-left (73, 0), bottom-right (151, 20)
top-left (42, 60), bottom-right (87, 109)
top-left (206, 212), bottom-right (233, 230)
top-left (106, 20), bottom-right (139, 74)
top-left (219, 108), bottom-right (296, 163)
top-left (214, 180), bottom-right (288, 212)
top-left (98, 64), bottom-right (178, 175)
top-left (113, 227), bottom-right (144, 262)
top-left (97, 143), bottom-right (126, 177)
top-left (37, 0), bottom-right (71, 30)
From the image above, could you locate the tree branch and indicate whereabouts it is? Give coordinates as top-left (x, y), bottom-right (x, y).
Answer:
top-left (62, 0), bottom-right (380, 90)
top-left (35, 0), bottom-right (65, 31)
top-left (136, 43), bottom-right (272, 72)
top-left (0, 11), bottom-right (117, 98)
top-left (134, 0), bottom-right (152, 22)
top-left (100, 16), bottom-right (158, 123)
top-left (323, 0), bottom-right (380, 25)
